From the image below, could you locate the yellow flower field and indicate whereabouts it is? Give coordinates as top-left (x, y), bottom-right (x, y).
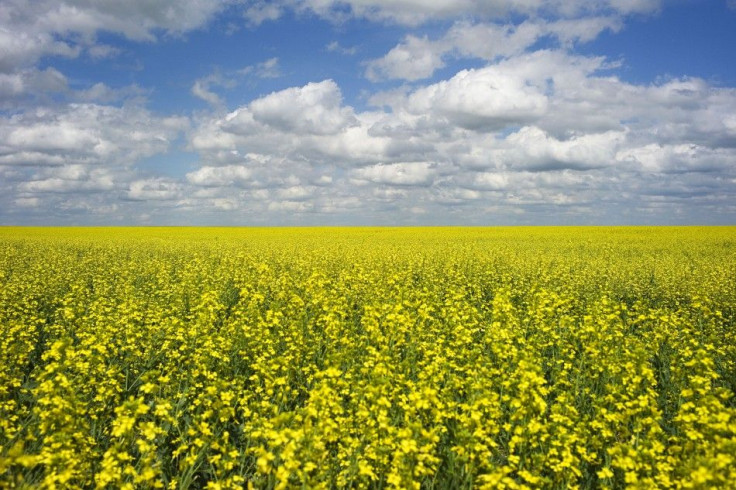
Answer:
top-left (1, 227), bottom-right (734, 489)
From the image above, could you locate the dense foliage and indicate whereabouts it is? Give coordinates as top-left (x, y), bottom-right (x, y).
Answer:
top-left (1, 227), bottom-right (735, 489)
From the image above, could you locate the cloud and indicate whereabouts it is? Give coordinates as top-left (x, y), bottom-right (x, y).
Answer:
top-left (490, 126), bottom-right (629, 172)
top-left (239, 57), bottom-right (281, 79)
top-left (86, 44), bottom-right (121, 60)
top-left (0, 27), bottom-right (80, 73)
top-left (243, 2), bottom-right (283, 26)
top-left (76, 83), bottom-right (148, 104)
top-left (0, 103), bottom-right (187, 167)
top-left (3, 0), bottom-right (732, 225)
top-left (326, 41), bottom-right (358, 55)
top-left (0, 98), bottom-right (190, 223)
top-left (127, 178), bottom-right (184, 201)
top-left (616, 143), bottom-right (734, 174)
top-left (0, 68), bottom-right (68, 108)
top-left (365, 17), bottom-right (621, 81)
top-left (246, 0), bottom-right (660, 26)
top-left (192, 79), bottom-right (225, 108)
top-left (248, 80), bottom-right (357, 135)
top-left (18, 165), bottom-right (115, 193)
top-left (352, 162), bottom-right (439, 186)
top-left (176, 50), bottom-right (736, 224)
top-left (405, 63), bottom-right (550, 130)
top-left (186, 165), bottom-right (253, 186)
top-left (0, 0), bottom-right (228, 72)
top-left (365, 35), bottom-right (443, 81)
top-left (190, 52), bottom-right (736, 180)
top-left (467, 172), bottom-right (510, 191)
top-left (18, 42), bottom-right (729, 221)
top-left (192, 60), bottom-right (281, 109)
top-left (14, 197), bottom-right (41, 208)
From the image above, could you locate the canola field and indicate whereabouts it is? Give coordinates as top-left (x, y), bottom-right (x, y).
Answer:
top-left (0, 227), bottom-right (735, 489)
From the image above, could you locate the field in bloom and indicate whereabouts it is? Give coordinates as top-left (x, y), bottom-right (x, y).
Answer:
top-left (1, 227), bottom-right (735, 489)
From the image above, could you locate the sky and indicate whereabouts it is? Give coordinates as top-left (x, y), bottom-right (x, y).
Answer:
top-left (1, 0), bottom-right (736, 226)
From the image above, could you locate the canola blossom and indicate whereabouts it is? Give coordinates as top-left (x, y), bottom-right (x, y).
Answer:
top-left (0, 227), bottom-right (735, 489)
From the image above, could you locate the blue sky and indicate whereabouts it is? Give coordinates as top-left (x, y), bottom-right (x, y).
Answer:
top-left (2, 0), bottom-right (736, 225)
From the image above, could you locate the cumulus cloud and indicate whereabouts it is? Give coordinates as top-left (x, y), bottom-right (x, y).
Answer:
top-left (242, 0), bottom-right (660, 26)
top-left (239, 58), bottom-right (281, 79)
top-left (86, 44), bottom-right (121, 60)
top-left (191, 60), bottom-right (281, 109)
top-left (186, 165), bottom-right (253, 187)
top-left (501, 126), bottom-right (628, 171)
top-left (243, 2), bottom-right (283, 26)
top-left (326, 41), bottom-right (358, 55)
top-left (127, 178), bottom-right (184, 201)
top-left (0, 97), bottom-right (190, 223)
top-left (0, 0), bottom-right (228, 72)
top-left (0, 68), bottom-right (68, 108)
top-left (192, 79), bottom-right (225, 109)
top-left (14, 197), bottom-right (41, 208)
top-left (76, 83), bottom-right (148, 104)
top-left (405, 64), bottom-right (550, 130)
top-left (249, 80), bottom-right (357, 135)
top-left (352, 162), bottom-right (439, 186)
top-left (0, 28), bottom-right (80, 73)
top-left (0, 103), bottom-right (187, 167)
top-left (365, 35), bottom-right (444, 81)
top-left (46, 45), bottom-right (735, 224)
top-left (18, 165), bottom-right (115, 193)
top-left (3, 0), bottom-right (733, 225)
top-left (617, 144), bottom-right (735, 174)
top-left (177, 50), bottom-right (736, 224)
top-left (365, 17), bottom-right (621, 81)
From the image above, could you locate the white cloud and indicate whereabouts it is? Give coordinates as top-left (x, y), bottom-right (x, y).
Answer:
top-left (0, 27), bottom-right (80, 73)
top-left (194, 53), bottom-right (736, 181)
top-left (0, 103), bottom-right (187, 167)
top-left (249, 80), bottom-right (357, 135)
top-left (7, 123), bottom-right (99, 153)
top-left (239, 58), bottom-right (281, 79)
top-left (252, 0), bottom-right (661, 26)
top-left (0, 68), bottom-right (69, 108)
top-left (0, 0), bottom-right (227, 71)
top-left (3, 0), bottom-right (734, 225)
top-left (352, 162), bottom-right (438, 186)
top-left (76, 83), bottom-right (147, 104)
top-left (616, 143), bottom-right (734, 173)
top-left (177, 49), bottom-right (736, 224)
top-left (127, 178), bottom-right (183, 201)
top-left (365, 17), bottom-right (621, 81)
top-left (191, 60), bottom-right (281, 109)
top-left (186, 165), bottom-right (253, 186)
top-left (14, 197), bottom-right (40, 208)
top-left (0, 100), bottom-right (189, 223)
top-left (365, 35), bottom-right (444, 81)
top-left (18, 166), bottom-right (115, 193)
top-left (545, 16), bottom-right (623, 45)
top-left (444, 21), bottom-right (545, 60)
top-left (276, 185), bottom-right (315, 200)
top-left (468, 172), bottom-right (510, 191)
top-left (255, 57), bottom-right (281, 79)
top-left (86, 44), bottom-right (121, 60)
top-left (405, 63), bottom-right (550, 130)
top-left (326, 41), bottom-right (358, 55)
top-left (267, 200), bottom-right (313, 213)
top-left (192, 79), bottom-right (224, 108)
top-left (243, 2), bottom-right (283, 26)
top-left (499, 126), bottom-right (628, 171)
